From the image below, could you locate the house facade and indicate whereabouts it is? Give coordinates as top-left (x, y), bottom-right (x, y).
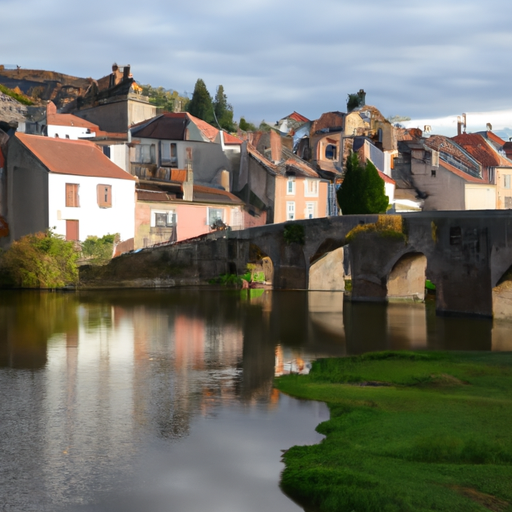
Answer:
top-left (135, 184), bottom-right (245, 248)
top-left (7, 133), bottom-right (136, 243)
top-left (129, 113), bottom-right (240, 191)
top-left (236, 131), bottom-right (328, 224)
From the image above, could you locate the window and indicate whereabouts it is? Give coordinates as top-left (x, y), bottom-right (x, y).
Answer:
top-left (287, 176), bottom-right (296, 195)
top-left (161, 142), bottom-right (178, 167)
top-left (65, 183), bottom-right (79, 207)
top-left (304, 179), bottom-right (319, 197)
top-left (325, 144), bottom-right (337, 160)
top-left (97, 184), bottom-right (112, 208)
top-left (431, 169), bottom-right (437, 177)
top-left (154, 211), bottom-right (176, 227)
top-left (286, 201), bottom-right (295, 220)
top-left (208, 208), bottom-right (224, 226)
top-left (134, 144), bottom-right (154, 164)
top-left (505, 197), bottom-right (512, 209)
top-left (305, 202), bottom-right (316, 219)
top-left (504, 175), bottom-right (511, 189)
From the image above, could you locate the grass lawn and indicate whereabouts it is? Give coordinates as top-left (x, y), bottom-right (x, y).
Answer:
top-left (275, 351), bottom-right (512, 512)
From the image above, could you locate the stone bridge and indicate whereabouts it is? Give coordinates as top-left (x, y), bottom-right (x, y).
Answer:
top-left (98, 211), bottom-right (512, 319)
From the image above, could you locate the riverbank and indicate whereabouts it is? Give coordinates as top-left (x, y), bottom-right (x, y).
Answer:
top-left (275, 351), bottom-right (512, 512)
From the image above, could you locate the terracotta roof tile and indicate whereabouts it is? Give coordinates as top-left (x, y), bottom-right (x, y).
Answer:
top-left (452, 133), bottom-right (500, 168)
top-left (187, 114), bottom-right (219, 142)
top-left (283, 157), bottom-right (319, 178)
top-left (193, 185), bottom-right (243, 204)
top-left (425, 135), bottom-right (480, 173)
top-left (223, 132), bottom-right (243, 145)
top-left (16, 133), bottom-right (137, 181)
top-left (378, 171), bottom-right (395, 184)
top-left (47, 113), bottom-right (100, 130)
top-left (288, 111), bottom-right (309, 123)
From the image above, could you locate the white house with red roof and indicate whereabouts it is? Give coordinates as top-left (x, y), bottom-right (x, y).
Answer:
top-left (45, 101), bottom-right (100, 140)
top-left (6, 133), bottom-right (137, 243)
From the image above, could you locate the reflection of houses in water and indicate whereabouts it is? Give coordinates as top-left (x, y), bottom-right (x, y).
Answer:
top-left (275, 345), bottom-right (311, 376)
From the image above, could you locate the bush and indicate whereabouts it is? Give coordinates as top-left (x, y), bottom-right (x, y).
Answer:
top-left (0, 230), bottom-right (78, 288)
top-left (81, 234), bottom-right (117, 265)
top-left (284, 224), bottom-right (305, 245)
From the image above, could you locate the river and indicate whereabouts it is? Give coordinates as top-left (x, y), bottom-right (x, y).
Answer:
top-left (1, 289), bottom-right (511, 511)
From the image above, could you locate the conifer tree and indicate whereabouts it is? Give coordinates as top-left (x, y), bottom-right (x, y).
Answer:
top-left (337, 152), bottom-right (389, 214)
top-left (186, 79), bottom-right (214, 124)
top-left (213, 85), bottom-right (235, 131)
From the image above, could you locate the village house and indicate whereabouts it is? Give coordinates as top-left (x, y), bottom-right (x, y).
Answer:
top-left (393, 132), bottom-right (496, 211)
top-left (135, 183), bottom-right (245, 248)
top-left (63, 64), bottom-right (157, 134)
top-left (6, 133), bottom-right (137, 244)
top-left (126, 112), bottom-right (261, 247)
top-left (452, 132), bottom-right (512, 209)
top-left (235, 130), bottom-right (328, 223)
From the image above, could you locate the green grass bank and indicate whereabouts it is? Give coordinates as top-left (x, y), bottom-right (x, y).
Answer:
top-left (275, 351), bottom-right (512, 512)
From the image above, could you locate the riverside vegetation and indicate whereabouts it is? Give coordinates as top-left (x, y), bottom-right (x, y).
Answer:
top-left (275, 351), bottom-right (512, 512)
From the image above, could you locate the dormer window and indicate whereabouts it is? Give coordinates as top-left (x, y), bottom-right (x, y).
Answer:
top-left (325, 144), bottom-right (337, 160)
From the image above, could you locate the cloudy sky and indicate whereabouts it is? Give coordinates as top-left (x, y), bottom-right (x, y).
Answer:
top-left (2, 0), bottom-right (511, 129)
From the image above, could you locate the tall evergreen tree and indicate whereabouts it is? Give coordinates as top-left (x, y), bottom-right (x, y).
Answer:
top-left (337, 152), bottom-right (389, 214)
top-left (186, 79), bottom-right (214, 124)
top-left (213, 85), bottom-right (235, 131)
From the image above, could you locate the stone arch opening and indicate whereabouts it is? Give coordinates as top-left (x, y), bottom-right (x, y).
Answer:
top-left (387, 252), bottom-right (428, 301)
top-left (248, 243), bottom-right (274, 285)
top-left (309, 247), bottom-right (346, 291)
top-left (492, 264), bottom-right (512, 320)
top-left (308, 238), bottom-right (347, 291)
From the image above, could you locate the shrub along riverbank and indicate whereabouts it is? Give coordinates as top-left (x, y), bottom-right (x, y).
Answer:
top-left (275, 351), bottom-right (512, 512)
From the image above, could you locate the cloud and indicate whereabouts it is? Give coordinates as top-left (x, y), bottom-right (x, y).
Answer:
top-left (1, 0), bottom-right (512, 123)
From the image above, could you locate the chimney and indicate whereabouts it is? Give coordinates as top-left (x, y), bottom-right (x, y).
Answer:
top-left (46, 101), bottom-right (57, 116)
top-left (270, 130), bottom-right (282, 163)
top-left (123, 65), bottom-right (131, 80)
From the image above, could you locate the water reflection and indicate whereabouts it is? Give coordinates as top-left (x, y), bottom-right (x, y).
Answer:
top-left (0, 289), bottom-right (511, 511)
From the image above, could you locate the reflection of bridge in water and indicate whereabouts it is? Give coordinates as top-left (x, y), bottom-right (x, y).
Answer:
top-left (111, 211), bottom-right (512, 319)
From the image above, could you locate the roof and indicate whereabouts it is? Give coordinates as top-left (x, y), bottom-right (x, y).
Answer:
top-left (424, 135), bottom-right (481, 174)
top-left (283, 157), bottom-right (319, 178)
top-left (223, 132), bottom-right (243, 145)
top-left (47, 113), bottom-right (100, 130)
top-left (187, 114), bottom-right (219, 142)
top-left (130, 112), bottom-right (224, 143)
top-left (378, 171), bottom-right (395, 185)
top-left (193, 185), bottom-right (244, 204)
top-left (440, 160), bottom-right (488, 183)
top-left (131, 113), bottom-right (188, 140)
top-left (15, 133), bottom-right (137, 181)
top-left (452, 133), bottom-right (501, 168)
top-left (288, 111), bottom-right (309, 123)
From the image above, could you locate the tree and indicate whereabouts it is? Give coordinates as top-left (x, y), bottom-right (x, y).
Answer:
top-left (337, 152), bottom-right (389, 214)
top-left (239, 116), bottom-right (257, 132)
top-left (213, 85), bottom-right (235, 131)
top-left (186, 79), bottom-right (214, 124)
top-left (140, 84), bottom-right (189, 113)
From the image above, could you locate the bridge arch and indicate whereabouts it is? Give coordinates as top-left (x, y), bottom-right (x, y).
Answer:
top-left (309, 246), bottom-right (346, 291)
top-left (307, 238), bottom-right (347, 291)
top-left (247, 243), bottom-right (274, 285)
top-left (492, 264), bottom-right (512, 320)
top-left (387, 251), bottom-right (428, 301)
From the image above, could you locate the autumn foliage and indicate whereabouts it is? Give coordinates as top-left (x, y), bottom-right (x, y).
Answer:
top-left (0, 230), bottom-right (78, 288)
